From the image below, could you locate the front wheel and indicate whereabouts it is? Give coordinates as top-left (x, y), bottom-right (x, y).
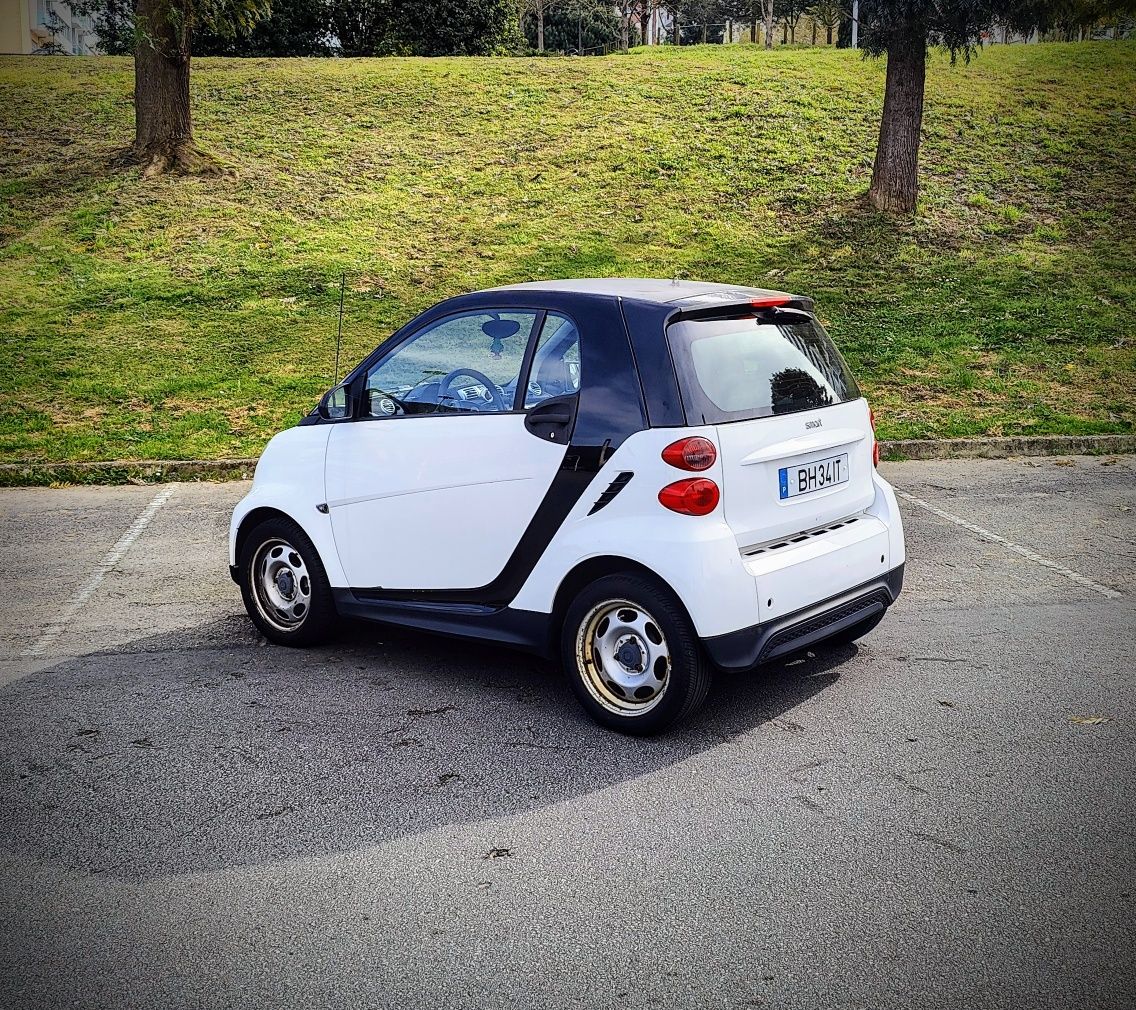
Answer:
top-left (561, 574), bottom-right (712, 735)
top-left (238, 516), bottom-right (337, 647)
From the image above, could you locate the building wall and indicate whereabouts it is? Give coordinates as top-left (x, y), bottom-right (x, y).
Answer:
top-left (0, 0), bottom-right (99, 54)
top-left (0, 0), bottom-right (33, 53)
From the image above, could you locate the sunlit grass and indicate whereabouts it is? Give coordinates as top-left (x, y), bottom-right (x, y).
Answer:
top-left (1, 42), bottom-right (1133, 461)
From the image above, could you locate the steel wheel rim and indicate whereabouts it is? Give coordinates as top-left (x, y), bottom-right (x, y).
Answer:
top-left (576, 598), bottom-right (670, 715)
top-left (250, 537), bottom-right (312, 632)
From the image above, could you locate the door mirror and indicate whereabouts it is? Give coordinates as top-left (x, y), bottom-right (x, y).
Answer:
top-left (318, 383), bottom-right (352, 421)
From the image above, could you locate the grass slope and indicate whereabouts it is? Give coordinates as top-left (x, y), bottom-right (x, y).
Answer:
top-left (1, 43), bottom-right (1133, 462)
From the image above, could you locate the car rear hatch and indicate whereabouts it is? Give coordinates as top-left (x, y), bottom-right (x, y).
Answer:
top-left (666, 298), bottom-right (877, 550)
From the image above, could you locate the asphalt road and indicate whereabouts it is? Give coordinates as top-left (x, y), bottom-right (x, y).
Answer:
top-left (0, 456), bottom-right (1133, 1010)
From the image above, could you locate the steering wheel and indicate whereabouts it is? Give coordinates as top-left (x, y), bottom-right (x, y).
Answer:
top-left (436, 368), bottom-right (508, 412)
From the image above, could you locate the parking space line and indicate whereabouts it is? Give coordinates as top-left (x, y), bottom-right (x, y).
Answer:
top-left (24, 485), bottom-right (178, 658)
top-left (895, 489), bottom-right (1122, 599)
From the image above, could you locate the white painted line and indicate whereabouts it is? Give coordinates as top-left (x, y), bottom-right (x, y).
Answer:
top-left (895, 489), bottom-right (1122, 600)
top-left (24, 485), bottom-right (178, 658)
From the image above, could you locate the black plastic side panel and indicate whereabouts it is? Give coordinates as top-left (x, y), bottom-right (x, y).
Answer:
top-left (332, 591), bottom-right (554, 657)
top-left (620, 300), bottom-right (687, 428)
top-left (703, 564), bottom-right (905, 672)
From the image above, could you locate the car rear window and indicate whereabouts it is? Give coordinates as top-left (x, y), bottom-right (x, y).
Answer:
top-left (667, 313), bottom-right (861, 424)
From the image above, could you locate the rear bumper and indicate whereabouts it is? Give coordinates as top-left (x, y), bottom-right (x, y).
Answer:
top-left (702, 563), bottom-right (904, 672)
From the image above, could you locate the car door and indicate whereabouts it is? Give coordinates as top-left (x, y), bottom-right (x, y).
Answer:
top-left (324, 308), bottom-right (581, 592)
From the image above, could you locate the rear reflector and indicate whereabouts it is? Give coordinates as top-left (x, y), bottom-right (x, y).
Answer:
top-left (661, 436), bottom-right (717, 472)
top-left (658, 478), bottom-right (720, 516)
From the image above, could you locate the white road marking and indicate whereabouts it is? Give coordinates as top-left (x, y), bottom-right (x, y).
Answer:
top-left (24, 485), bottom-right (178, 658)
top-left (895, 489), bottom-right (1122, 599)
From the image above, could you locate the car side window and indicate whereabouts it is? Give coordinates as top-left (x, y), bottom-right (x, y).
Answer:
top-left (363, 310), bottom-right (540, 418)
top-left (522, 313), bottom-right (581, 410)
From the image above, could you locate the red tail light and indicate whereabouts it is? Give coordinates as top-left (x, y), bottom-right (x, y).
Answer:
top-left (869, 407), bottom-right (880, 468)
top-left (661, 436), bottom-right (717, 472)
top-left (658, 478), bottom-right (720, 516)
top-left (751, 296), bottom-right (791, 309)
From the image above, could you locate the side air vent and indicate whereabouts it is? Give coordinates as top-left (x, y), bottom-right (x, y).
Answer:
top-left (744, 515), bottom-right (862, 558)
top-left (588, 471), bottom-right (634, 515)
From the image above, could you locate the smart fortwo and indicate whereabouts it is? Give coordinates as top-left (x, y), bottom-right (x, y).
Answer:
top-left (230, 279), bottom-right (905, 734)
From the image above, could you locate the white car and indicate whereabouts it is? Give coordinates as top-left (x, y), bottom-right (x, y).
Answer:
top-left (230, 279), bottom-right (905, 734)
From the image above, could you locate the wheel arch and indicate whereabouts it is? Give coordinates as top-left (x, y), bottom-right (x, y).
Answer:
top-left (234, 506), bottom-right (297, 567)
top-left (550, 555), bottom-right (694, 650)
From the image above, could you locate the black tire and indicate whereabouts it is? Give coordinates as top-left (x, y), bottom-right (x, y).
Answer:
top-left (237, 515), bottom-right (337, 647)
top-left (822, 609), bottom-right (886, 648)
top-left (561, 573), bottom-right (712, 735)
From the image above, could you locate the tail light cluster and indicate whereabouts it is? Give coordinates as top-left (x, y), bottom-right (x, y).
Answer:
top-left (658, 479), bottom-right (719, 516)
top-left (869, 407), bottom-right (880, 468)
top-left (659, 437), bottom-right (720, 516)
top-left (661, 436), bottom-right (716, 471)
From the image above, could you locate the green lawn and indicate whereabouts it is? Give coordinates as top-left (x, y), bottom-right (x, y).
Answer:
top-left (1, 42), bottom-right (1133, 462)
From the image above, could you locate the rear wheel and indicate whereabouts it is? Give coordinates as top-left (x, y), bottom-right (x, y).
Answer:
top-left (562, 574), bottom-right (711, 735)
top-left (238, 516), bottom-right (337, 647)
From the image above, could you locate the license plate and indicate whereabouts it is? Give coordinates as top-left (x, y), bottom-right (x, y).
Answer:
top-left (779, 453), bottom-right (849, 500)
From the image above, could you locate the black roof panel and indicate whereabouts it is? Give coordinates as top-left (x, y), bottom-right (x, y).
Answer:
top-left (490, 277), bottom-right (795, 308)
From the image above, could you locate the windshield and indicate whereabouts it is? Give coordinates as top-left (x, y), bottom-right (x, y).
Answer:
top-left (667, 313), bottom-right (861, 424)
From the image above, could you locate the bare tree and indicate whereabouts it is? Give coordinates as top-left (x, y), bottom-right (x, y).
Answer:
top-left (520, 0), bottom-right (556, 49)
top-left (812, 0), bottom-right (840, 43)
top-left (639, 0), bottom-right (660, 43)
top-left (523, 0), bottom-right (615, 51)
top-left (616, 0), bottom-right (634, 48)
top-left (778, 0), bottom-right (807, 41)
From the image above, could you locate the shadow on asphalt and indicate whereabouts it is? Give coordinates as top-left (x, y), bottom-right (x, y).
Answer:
top-left (0, 615), bottom-right (855, 880)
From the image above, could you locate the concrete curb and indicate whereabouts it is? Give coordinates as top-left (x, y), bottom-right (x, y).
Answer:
top-left (0, 458), bottom-right (258, 488)
top-left (0, 434), bottom-right (1132, 488)
top-left (881, 434), bottom-right (1136, 461)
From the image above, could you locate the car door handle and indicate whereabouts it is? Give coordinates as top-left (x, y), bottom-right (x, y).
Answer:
top-left (525, 395), bottom-right (578, 445)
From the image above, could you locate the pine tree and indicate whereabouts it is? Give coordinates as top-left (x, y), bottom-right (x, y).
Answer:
top-left (861, 0), bottom-right (1062, 213)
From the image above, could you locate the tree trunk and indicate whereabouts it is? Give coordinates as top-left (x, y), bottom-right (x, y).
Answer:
top-left (537, 3), bottom-right (544, 51)
top-left (764, 0), bottom-right (774, 48)
top-left (751, 19), bottom-right (757, 42)
top-left (811, 21), bottom-right (816, 45)
top-left (131, 0), bottom-right (218, 176)
top-left (620, 14), bottom-right (629, 52)
top-left (827, 25), bottom-right (833, 44)
top-left (673, 15), bottom-right (680, 45)
top-left (868, 22), bottom-right (928, 214)
top-left (641, 7), bottom-right (650, 45)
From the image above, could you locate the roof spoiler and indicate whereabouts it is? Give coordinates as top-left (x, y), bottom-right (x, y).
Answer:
top-left (670, 294), bottom-right (816, 323)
